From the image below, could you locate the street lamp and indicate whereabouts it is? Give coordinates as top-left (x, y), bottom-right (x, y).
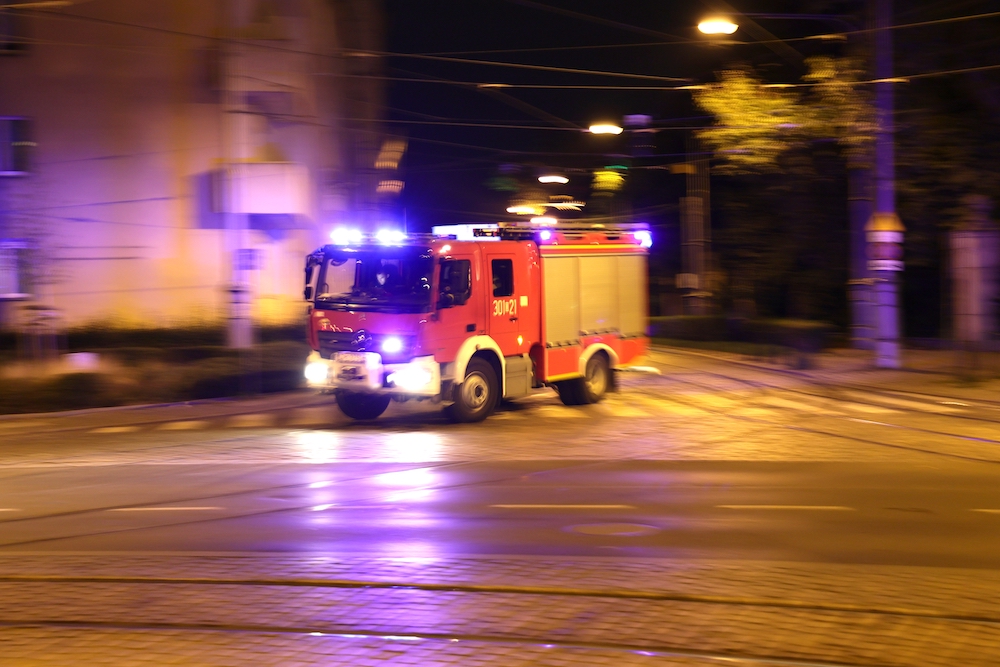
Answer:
top-left (588, 123), bottom-right (623, 135)
top-left (538, 174), bottom-right (569, 184)
top-left (697, 18), bottom-right (739, 35)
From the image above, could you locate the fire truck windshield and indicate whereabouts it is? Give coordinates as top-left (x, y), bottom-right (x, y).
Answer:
top-left (314, 247), bottom-right (434, 313)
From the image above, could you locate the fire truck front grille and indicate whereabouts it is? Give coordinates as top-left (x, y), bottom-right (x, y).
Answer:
top-left (317, 331), bottom-right (413, 363)
top-left (318, 331), bottom-right (363, 358)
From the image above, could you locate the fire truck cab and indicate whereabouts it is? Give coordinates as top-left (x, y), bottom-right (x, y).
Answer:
top-left (303, 222), bottom-right (650, 422)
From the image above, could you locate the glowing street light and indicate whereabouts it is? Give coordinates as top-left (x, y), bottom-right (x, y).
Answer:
top-left (588, 123), bottom-right (623, 135)
top-left (697, 17), bottom-right (739, 35)
top-left (538, 174), bottom-right (569, 184)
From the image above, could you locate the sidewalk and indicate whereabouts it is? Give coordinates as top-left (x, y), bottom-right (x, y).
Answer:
top-left (0, 388), bottom-right (340, 433)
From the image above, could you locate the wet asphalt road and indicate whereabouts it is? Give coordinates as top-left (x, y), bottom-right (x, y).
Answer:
top-left (2, 350), bottom-right (1000, 568)
top-left (2, 447), bottom-right (1000, 568)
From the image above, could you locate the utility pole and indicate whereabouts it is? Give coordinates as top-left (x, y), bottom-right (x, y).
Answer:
top-left (679, 136), bottom-right (711, 315)
top-left (866, 0), bottom-right (903, 368)
top-left (847, 14), bottom-right (875, 350)
top-left (224, 0), bottom-right (252, 349)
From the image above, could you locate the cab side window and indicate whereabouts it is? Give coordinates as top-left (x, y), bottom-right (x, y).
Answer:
top-left (491, 259), bottom-right (513, 297)
top-left (439, 259), bottom-right (471, 307)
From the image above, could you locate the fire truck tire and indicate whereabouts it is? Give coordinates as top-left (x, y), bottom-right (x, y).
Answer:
top-left (555, 380), bottom-right (584, 406)
top-left (336, 392), bottom-right (391, 420)
top-left (579, 352), bottom-right (611, 404)
top-left (448, 358), bottom-right (499, 422)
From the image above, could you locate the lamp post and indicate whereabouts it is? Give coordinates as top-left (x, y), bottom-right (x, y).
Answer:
top-left (867, 0), bottom-right (902, 368)
top-left (588, 117), bottom-right (711, 314)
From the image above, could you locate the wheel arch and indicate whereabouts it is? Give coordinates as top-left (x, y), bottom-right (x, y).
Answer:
top-left (577, 343), bottom-right (619, 376)
top-left (454, 335), bottom-right (506, 391)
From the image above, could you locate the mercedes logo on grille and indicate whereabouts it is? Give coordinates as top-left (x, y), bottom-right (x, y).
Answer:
top-left (351, 330), bottom-right (373, 350)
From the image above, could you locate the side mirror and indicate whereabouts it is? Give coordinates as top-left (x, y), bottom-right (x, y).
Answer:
top-left (304, 286), bottom-right (313, 301)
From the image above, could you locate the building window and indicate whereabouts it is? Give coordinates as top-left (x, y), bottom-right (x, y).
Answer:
top-left (0, 7), bottom-right (28, 54)
top-left (0, 118), bottom-right (31, 175)
top-left (0, 239), bottom-right (29, 299)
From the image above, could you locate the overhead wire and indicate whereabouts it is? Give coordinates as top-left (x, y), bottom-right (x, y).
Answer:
top-left (25, 6), bottom-right (690, 83)
top-left (15, 6), bottom-right (1000, 87)
top-left (498, 0), bottom-right (685, 41)
top-left (12, 3), bottom-right (999, 195)
top-left (388, 65), bottom-right (581, 129)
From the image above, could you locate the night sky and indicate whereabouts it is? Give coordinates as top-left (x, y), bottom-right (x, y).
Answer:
top-left (380, 0), bottom-right (867, 230)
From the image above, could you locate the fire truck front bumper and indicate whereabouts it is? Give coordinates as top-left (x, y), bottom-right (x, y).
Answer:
top-left (304, 351), bottom-right (441, 397)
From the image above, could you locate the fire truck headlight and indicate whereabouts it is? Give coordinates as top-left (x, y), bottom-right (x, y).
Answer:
top-left (381, 337), bottom-right (404, 354)
top-left (634, 230), bottom-right (652, 248)
top-left (387, 368), bottom-right (433, 392)
top-left (305, 361), bottom-right (330, 384)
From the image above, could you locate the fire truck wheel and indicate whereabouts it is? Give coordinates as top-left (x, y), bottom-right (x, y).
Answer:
top-left (555, 380), bottom-right (584, 406)
top-left (336, 392), bottom-right (391, 420)
top-left (449, 358), bottom-right (499, 422)
top-left (579, 352), bottom-right (611, 404)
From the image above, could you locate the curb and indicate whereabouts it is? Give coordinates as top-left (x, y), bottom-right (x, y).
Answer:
top-left (0, 388), bottom-right (325, 423)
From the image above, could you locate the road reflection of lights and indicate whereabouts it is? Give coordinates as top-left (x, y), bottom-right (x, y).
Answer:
top-left (380, 541), bottom-right (442, 559)
top-left (384, 488), bottom-right (434, 503)
top-left (296, 431), bottom-right (340, 463)
top-left (375, 465), bottom-right (437, 487)
top-left (379, 432), bottom-right (444, 462)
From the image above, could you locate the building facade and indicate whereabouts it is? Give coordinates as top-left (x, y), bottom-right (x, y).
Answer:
top-left (0, 0), bottom-right (387, 331)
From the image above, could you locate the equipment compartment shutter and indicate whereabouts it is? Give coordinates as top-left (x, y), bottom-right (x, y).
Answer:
top-left (579, 255), bottom-right (618, 334)
top-left (542, 255), bottom-right (579, 343)
top-left (617, 254), bottom-right (647, 336)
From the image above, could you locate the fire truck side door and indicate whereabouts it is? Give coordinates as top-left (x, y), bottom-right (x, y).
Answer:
top-left (485, 254), bottom-right (520, 353)
top-left (429, 255), bottom-right (482, 362)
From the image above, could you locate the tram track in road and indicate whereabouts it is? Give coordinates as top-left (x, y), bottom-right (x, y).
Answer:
top-left (643, 353), bottom-right (1000, 440)
top-left (0, 619), bottom-right (903, 667)
top-left (646, 370), bottom-right (1000, 446)
top-left (1, 573), bottom-right (998, 625)
top-left (651, 346), bottom-right (1000, 417)
top-left (627, 376), bottom-right (1000, 464)
top-left (1, 570), bottom-right (995, 667)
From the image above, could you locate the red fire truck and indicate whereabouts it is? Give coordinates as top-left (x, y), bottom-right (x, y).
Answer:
top-left (302, 222), bottom-right (650, 422)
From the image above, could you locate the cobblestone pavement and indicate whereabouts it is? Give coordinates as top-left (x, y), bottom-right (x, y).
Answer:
top-left (1, 554), bottom-right (999, 666)
top-left (2, 350), bottom-right (1000, 665)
